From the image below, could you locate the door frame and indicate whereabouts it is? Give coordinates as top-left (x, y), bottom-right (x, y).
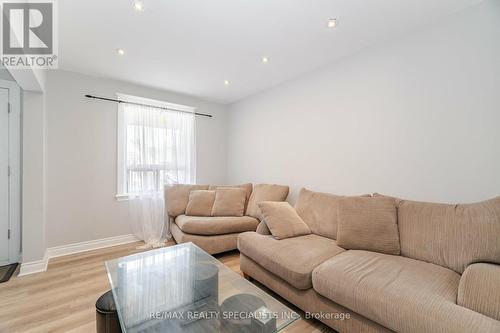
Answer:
top-left (0, 79), bottom-right (21, 265)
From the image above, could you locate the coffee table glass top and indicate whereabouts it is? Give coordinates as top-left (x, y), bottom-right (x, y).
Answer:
top-left (105, 242), bottom-right (299, 333)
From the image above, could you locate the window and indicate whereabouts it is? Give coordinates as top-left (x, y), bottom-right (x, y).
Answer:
top-left (116, 94), bottom-right (196, 199)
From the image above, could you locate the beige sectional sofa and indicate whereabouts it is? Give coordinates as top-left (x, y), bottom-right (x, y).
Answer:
top-left (165, 183), bottom-right (289, 254)
top-left (238, 188), bottom-right (500, 333)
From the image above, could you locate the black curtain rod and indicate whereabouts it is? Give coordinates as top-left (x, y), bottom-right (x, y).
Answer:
top-left (84, 94), bottom-right (212, 118)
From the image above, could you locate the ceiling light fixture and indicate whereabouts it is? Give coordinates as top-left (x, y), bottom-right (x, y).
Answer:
top-left (133, 1), bottom-right (144, 11)
top-left (116, 48), bottom-right (125, 55)
top-left (224, 80), bottom-right (230, 86)
top-left (261, 56), bottom-right (269, 63)
top-left (327, 18), bottom-right (337, 28)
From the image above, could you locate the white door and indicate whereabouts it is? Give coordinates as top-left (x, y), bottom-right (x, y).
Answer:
top-left (0, 88), bottom-right (9, 264)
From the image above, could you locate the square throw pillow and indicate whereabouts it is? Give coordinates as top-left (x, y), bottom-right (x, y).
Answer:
top-left (185, 190), bottom-right (216, 216)
top-left (258, 201), bottom-right (311, 240)
top-left (246, 184), bottom-right (289, 219)
top-left (337, 197), bottom-right (400, 255)
top-left (209, 183), bottom-right (253, 213)
top-left (211, 188), bottom-right (247, 217)
top-left (164, 184), bottom-right (210, 217)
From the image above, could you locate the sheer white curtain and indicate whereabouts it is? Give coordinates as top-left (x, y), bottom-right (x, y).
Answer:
top-left (121, 97), bottom-right (195, 248)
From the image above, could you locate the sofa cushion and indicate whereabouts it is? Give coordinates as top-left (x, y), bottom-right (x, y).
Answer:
top-left (312, 250), bottom-right (465, 333)
top-left (294, 188), bottom-right (372, 240)
top-left (165, 184), bottom-right (209, 217)
top-left (238, 232), bottom-right (344, 289)
top-left (185, 190), bottom-right (216, 216)
top-left (258, 201), bottom-right (311, 239)
top-left (246, 184), bottom-right (289, 219)
top-left (170, 222), bottom-right (240, 254)
top-left (372, 192), bottom-right (403, 205)
top-left (398, 196), bottom-right (500, 274)
top-left (337, 197), bottom-right (400, 255)
top-left (294, 188), bottom-right (342, 239)
top-left (209, 183), bottom-right (253, 213)
top-left (211, 188), bottom-right (246, 217)
top-left (175, 215), bottom-right (259, 235)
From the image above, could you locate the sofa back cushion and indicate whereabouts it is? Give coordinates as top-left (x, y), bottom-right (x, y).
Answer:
top-left (211, 188), bottom-right (247, 217)
top-left (209, 183), bottom-right (253, 213)
top-left (165, 184), bottom-right (210, 217)
top-left (398, 197), bottom-right (500, 274)
top-left (294, 188), bottom-right (372, 239)
top-left (337, 197), bottom-right (400, 255)
top-left (258, 201), bottom-right (311, 239)
top-left (185, 190), bottom-right (216, 216)
top-left (294, 188), bottom-right (342, 239)
top-left (246, 184), bottom-right (289, 219)
top-left (373, 192), bottom-right (403, 205)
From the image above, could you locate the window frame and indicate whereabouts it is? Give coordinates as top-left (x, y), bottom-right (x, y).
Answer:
top-left (115, 93), bottom-right (196, 201)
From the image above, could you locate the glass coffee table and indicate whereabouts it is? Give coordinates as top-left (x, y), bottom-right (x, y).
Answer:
top-left (105, 242), bottom-right (299, 332)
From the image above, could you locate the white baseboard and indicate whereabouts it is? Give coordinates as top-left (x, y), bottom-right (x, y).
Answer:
top-left (18, 234), bottom-right (138, 276)
top-left (47, 234), bottom-right (138, 259)
top-left (18, 251), bottom-right (49, 277)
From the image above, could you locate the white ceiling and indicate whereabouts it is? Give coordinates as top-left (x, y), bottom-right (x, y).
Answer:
top-left (59, 0), bottom-right (482, 104)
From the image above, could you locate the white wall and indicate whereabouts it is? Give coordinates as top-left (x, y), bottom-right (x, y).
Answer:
top-left (22, 91), bottom-right (47, 262)
top-left (227, 0), bottom-right (500, 204)
top-left (45, 70), bottom-right (228, 248)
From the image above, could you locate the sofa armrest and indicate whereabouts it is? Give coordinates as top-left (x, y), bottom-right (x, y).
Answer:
top-left (255, 221), bottom-right (271, 235)
top-left (458, 263), bottom-right (500, 321)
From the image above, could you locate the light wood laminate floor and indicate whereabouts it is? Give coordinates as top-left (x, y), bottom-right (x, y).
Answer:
top-left (0, 241), bottom-right (332, 333)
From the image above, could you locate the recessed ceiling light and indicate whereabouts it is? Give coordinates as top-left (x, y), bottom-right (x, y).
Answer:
top-left (133, 1), bottom-right (144, 11)
top-left (224, 80), bottom-right (230, 86)
top-left (116, 48), bottom-right (125, 55)
top-left (261, 57), bottom-right (269, 63)
top-left (327, 18), bottom-right (337, 28)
